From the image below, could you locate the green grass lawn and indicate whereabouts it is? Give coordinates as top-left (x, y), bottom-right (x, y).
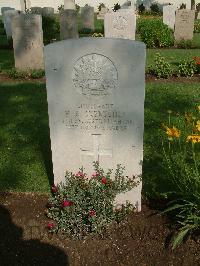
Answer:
top-left (0, 41), bottom-right (200, 72)
top-left (0, 82), bottom-right (199, 195)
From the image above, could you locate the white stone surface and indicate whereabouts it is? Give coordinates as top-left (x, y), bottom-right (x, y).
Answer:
top-left (174, 9), bottom-right (195, 41)
top-left (64, 0), bottom-right (76, 10)
top-left (44, 38), bottom-right (146, 211)
top-left (12, 14), bottom-right (44, 70)
top-left (104, 10), bottom-right (136, 40)
top-left (163, 5), bottom-right (177, 30)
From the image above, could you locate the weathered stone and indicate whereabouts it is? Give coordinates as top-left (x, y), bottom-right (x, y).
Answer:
top-left (44, 38), bottom-right (146, 211)
top-left (31, 6), bottom-right (42, 14)
top-left (163, 5), bottom-right (176, 30)
top-left (174, 9), bottom-right (195, 41)
top-left (42, 7), bottom-right (54, 17)
top-left (104, 10), bottom-right (136, 40)
top-left (60, 9), bottom-right (78, 40)
top-left (97, 7), bottom-right (108, 20)
top-left (64, 0), bottom-right (76, 10)
top-left (81, 5), bottom-right (94, 31)
top-left (12, 14), bottom-right (44, 70)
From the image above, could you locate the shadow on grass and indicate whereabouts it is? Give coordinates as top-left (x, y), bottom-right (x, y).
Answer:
top-left (0, 205), bottom-right (69, 265)
top-left (0, 82), bottom-right (53, 192)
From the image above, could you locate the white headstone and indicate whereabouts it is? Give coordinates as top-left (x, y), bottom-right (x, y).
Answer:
top-left (97, 7), bottom-right (108, 20)
top-left (12, 14), bottom-right (44, 70)
top-left (44, 38), bottom-right (146, 211)
top-left (4, 10), bottom-right (20, 38)
top-left (163, 5), bottom-right (176, 30)
top-left (104, 10), bottom-right (136, 40)
top-left (64, 0), bottom-right (76, 10)
top-left (174, 9), bottom-right (195, 41)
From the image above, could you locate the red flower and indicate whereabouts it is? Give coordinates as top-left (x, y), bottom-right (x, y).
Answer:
top-left (75, 171), bottom-right (85, 178)
top-left (47, 222), bottom-right (55, 230)
top-left (62, 200), bottom-right (73, 207)
top-left (89, 209), bottom-right (96, 217)
top-left (101, 177), bottom-right (107, 184)
top-left (51, 185), bottom-right (57, 193)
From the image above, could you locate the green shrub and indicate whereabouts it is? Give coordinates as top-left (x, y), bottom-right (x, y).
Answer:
top-left (30, 69), bottom-right (45, 79)
top-left (150, 3), bottom-right (161, 14)
top-left (0, 28), bottom-right (5, 35)
top-left (46, 162), bottom-right (138, 239)
top-left (138, 19), bottom-right (174, 48)
top-left (161, 107), bottom-right (200, 249)
top-left (194, 19), bottom-right (200, 33)
top-left (178, 59), bottom-right (196, 77)
top-left (148, 53), bottom-right (172, 78)
top-left (42, 15), bottom-right (58, 44)
top-left (7, 68), bottom-right (45, 79)
top-left (138, 3), bottom-right (145, 14)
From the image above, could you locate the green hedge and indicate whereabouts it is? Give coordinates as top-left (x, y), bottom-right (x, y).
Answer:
top-left (137, 18), bottom-right (174, 48)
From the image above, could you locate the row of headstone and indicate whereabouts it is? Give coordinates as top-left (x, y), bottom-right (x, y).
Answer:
top-left (2, 4), bottom-right (137, 70)
top-left (60, 4), bottom-right (95, 40)
top-left (163, 6), bottom-right (195, 41)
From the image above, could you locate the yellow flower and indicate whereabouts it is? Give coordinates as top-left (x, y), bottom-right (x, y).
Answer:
top-left (197, 105), bottom-right (200, 112)
top-left (196, 120), bottom-right (200, 132)
top-left (187, 135), bottom-right (200, 143)
top-left (164, 126), bottom-right (181, 138)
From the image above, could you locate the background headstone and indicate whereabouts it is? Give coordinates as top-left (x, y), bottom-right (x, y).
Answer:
top-left (81, 5), bottom-right (94, 31)
top-left (1, 7), bottom-right (15, 29)
top-left (97, 7), bottom-right (108, 20)
top-left (42, 7), bottom-right (54, 17)
top-left (174, 9), bottom-right (195, 41)
top-left (197, 12), bottom-right (200, 19)
top-left (31, 6), bottom-right (42, 14)
top-left (44, 38), bottom-right (146, 211)
top-left (12, 14), bottom-right (44, 70)
top-left (163, 5), bottom-right (176, 30)
top-left (64, 0), bottom-right (76, 10)
top-left (104, 10), bottom-right (136, 40)
top-left (60, 10), bottom-right (78, 40)
top-left (4, 10), bottom-right (20, 39)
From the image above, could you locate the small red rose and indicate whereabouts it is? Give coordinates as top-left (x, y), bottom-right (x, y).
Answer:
top-left (75, 171), bottom-right (84, 178)
top-left (47, 222), bottom-right (55, 230)
top-left (62, 200), bottom-right (73, 207)
top-left (89, 209), bottom-right (96, 217)
top-left (101, 177), bottom-right (107, 184)
top-left (51, 185), bottom-right (57, 193)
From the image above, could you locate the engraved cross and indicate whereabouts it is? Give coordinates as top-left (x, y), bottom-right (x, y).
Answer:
top-left (81, 134), bottom-right (112, 162)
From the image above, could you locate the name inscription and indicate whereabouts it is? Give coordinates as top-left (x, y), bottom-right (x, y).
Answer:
top-left (62, 103), bottom-right (133, 131)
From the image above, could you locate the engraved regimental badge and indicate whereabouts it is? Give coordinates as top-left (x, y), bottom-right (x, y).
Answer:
top-left (72, 53), bottom-right (118, 98)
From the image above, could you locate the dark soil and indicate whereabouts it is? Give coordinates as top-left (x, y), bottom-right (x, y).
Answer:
top-left (0, 192), bottom-right (199, 266)
top-left (146, 73), bottom-right (200, 83)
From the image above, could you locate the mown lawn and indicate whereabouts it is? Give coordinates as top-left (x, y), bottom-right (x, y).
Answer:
top-left (0, 82), bottom-right (199, 194)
